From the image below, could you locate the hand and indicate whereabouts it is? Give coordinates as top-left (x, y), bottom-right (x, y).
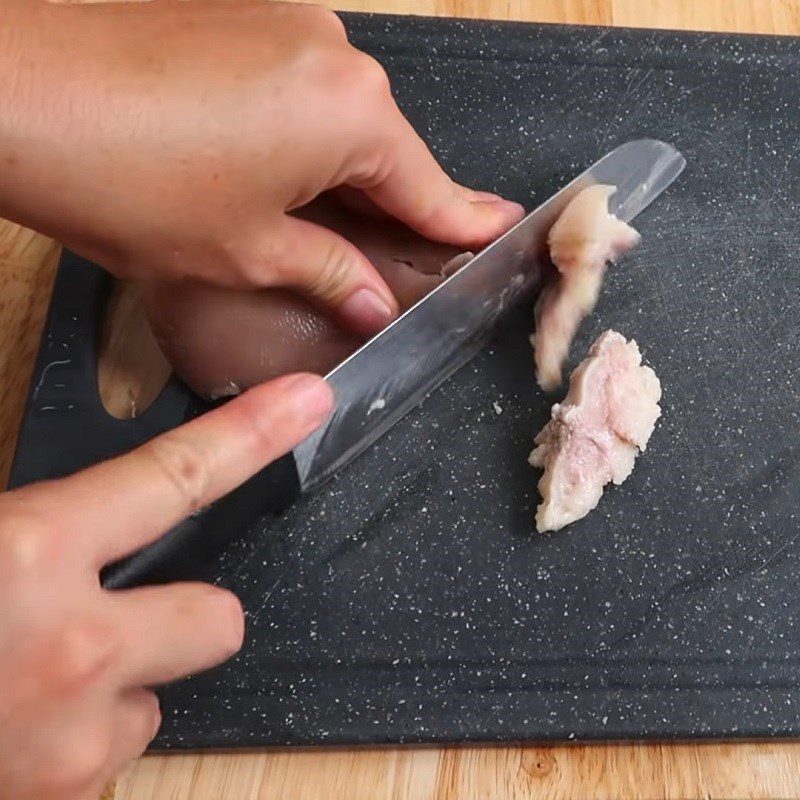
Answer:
top-left (0, 0), bottom-right (524, 336)
top-left (0, 373), bottom-right (332, 800)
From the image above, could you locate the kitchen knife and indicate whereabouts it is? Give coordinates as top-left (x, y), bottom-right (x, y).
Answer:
top-left (96, 137), bottom-right (684, 586)
top-left (295, 137), bottom-right (686, 491)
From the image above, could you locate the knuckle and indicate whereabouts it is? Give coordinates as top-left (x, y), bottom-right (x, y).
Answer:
top-left (229, 393), bottom-right (279, 457)
top-left (310, 46), bottom-right (389, 106)
top-left (210, 236), bottom-right (261, 288)
top-left (38, 729), bottom-right (109, 796)
top-left (351, 146), bottom-right (396, 189)
top-left (0, 510), bottom-right (55, 578)
top-left (248, 232), bottom-right (290, 288)
top-left (310, 240), bottom-right (357, 302)
top-left (311, 6), bottom-right (347, 39)
top-left (142, 434), bottom-right (211, 515)
top-left (352, 51), bottom-right (391, 96)
top-left (49, 619), bottom-right (117, 693)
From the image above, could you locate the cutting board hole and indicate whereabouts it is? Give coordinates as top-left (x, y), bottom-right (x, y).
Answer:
top-left (98, 280), bottom-right (171, 419)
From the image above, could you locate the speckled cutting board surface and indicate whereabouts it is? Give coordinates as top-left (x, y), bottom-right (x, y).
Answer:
top-left (157, 14), bottom-right (797, 746)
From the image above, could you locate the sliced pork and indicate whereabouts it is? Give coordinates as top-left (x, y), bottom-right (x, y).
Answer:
top-left (529, 330), bottom-right (661, 533)
top-left (532, 184), bottom-right (640, 391)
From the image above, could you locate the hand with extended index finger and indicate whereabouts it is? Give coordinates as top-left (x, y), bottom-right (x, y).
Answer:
top-left (0, 374), bottom-right (332, 800)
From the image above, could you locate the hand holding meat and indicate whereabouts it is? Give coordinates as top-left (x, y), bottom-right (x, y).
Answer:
top-left (0, 0), bottom-right (523, 337)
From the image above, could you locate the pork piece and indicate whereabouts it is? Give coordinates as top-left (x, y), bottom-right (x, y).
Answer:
top-left (145, 196), bottom-right (471, 399)
top-left (532, 184), bottom-right (640, 391)
top-left (529, 330), bottom-right (661, 533)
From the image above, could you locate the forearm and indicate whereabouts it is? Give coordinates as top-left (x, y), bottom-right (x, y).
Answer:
top-left (0, 0), bottom-right (65, 231)
top-left (0, 0), bottom-right (148, 261)
top-left (0, 0), bottom-right (243, 252)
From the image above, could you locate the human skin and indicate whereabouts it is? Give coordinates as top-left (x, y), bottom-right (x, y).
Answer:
top-left (0, 0), bottom-right (523, 337)
top-left (0, 3), bottom-right (524, 793)
top-left (0, 374), bottom-right (333, 800)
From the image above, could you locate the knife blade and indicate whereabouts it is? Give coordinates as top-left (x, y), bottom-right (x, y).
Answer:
top-left (294, 138), bottom-right (685, 492)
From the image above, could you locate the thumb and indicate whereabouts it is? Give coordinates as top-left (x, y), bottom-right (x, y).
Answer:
top-left (267, 215), bottom-right (399, 337)
top-left (356, 107), bottom-right (525, 248)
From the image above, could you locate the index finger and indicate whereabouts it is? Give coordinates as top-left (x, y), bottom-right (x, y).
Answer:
top-left (18, 373), bottom-right (332, 568)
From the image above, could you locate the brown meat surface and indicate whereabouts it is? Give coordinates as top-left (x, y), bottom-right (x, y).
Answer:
top-left (145, 197), bottom-right (471, 398)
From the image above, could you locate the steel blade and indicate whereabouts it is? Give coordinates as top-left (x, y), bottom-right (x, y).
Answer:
top-left (294, 138), bottom-right (685, 491)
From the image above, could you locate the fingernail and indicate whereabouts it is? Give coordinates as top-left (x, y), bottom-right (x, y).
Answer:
top-left (284, 374), bottom-right (333, 425)
top-left (474, 196), bottom-right (525, 214)
top-left (151, 702), bottom-right (163, 739)
top-left (474, 198), bottom-right (526, 228)
top-left (340, 288), bottom-right (396, 337)
top-left (471, 190), bottom-right (507, 203)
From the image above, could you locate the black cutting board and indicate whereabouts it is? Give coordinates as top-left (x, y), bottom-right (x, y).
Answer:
top-left (9, 14), bottom-right (800, 748)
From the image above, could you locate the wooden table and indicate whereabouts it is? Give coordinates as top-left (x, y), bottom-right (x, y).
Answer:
top-left (2, 1), bottom-right (800, 798)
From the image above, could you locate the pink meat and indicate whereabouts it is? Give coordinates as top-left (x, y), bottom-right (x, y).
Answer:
top-left (529, 330), bottom-right (661, 533)
top-left (532, 184), bottom-right (641, 391)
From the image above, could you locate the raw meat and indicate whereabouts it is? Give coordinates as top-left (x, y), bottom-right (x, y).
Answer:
top-left (532, 184), bottom-right (640, 391)
top-left (529, 330), bottom-right (661, 533)
top-left (145, 196), bottom-right (471, 399)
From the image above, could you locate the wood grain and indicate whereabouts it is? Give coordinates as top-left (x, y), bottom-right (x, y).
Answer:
top-left (0, 223), bottom-right (59, 488)
top-left (98, 281), bottom-right (170, 420)
top-left (317, 0), bottom-right (612, 24)
top-left (612, 0), bottom-right (800, 34)
top-left (0, 1), bottom-right (799, 799)
top-left (114, 741), bottom-right (800, 799)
